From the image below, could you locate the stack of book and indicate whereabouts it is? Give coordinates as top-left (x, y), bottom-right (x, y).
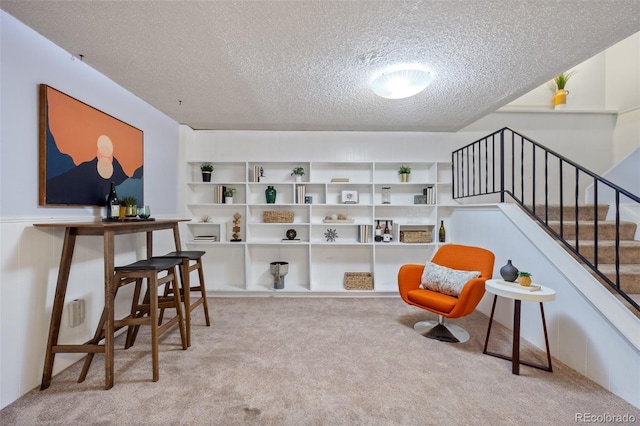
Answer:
top-left (214, 185), bottom-right (227, 203)
top-left (422, 185), bottom-right (436, 204)
top-left (331, 177), bottom-right (349, 183)
top-left (194, 235), bottom-right (217, 242)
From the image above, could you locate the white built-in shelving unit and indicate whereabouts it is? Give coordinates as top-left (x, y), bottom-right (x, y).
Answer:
top-left (182, 161), bottom-right (454, 294)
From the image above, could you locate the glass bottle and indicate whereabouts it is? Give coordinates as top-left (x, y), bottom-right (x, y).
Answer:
top-left (439, 220), bottom-right (446, 242)
top-left (383, 220), bottom-right (391, 242)
top-left (375, 220), bottom-right (382, 242)
top-left (106, 182), bottom-right (119, 220)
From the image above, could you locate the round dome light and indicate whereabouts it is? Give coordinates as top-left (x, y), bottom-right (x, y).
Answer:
top-left (370, 66), bottom-right (432, 99)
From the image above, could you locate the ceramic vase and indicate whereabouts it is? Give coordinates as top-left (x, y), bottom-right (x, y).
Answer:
top-left (500, 259), bottom-right (519, 282)
top-left (553, 89), bottom-right (568, 110)
top-left (265, 185), bottom-right (277, 203)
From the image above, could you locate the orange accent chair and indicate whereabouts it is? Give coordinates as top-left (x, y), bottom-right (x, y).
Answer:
top-left (398, 244), bottom-right (495, 343)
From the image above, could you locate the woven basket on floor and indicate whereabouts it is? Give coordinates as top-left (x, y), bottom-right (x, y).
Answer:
top-left (263, 211), bottom-right (294, 223)
top-left (344, 272), bottom-right (373, 290)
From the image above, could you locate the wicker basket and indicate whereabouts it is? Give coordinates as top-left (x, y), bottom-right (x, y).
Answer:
top-left (263, 211), bottom-right (294, 223)
top-left (344, 272), bottom-right (373, 290)
top-left (399, 230), bottom-right (432, 243)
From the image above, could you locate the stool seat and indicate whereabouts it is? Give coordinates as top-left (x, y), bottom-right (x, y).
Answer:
top-left (161, 251), bottom-right (206, 260)
top-left (115, 257), bottom-right (182, 271)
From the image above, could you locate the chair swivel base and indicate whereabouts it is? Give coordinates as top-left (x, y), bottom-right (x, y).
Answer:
top-left (414, 320), bottom-right (470, 343)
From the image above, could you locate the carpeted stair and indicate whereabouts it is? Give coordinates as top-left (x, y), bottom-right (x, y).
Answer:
top-left (537, 204), bottom-right (640, 313)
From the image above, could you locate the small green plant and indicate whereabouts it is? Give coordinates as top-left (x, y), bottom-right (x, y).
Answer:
top-left (518, 271), bottom-right (531, 277)
top-left (398, 165), bottom-right (411, 174)
top-left (200, 163), bottom-right (214, 172)
top-left (291, 167), bottom-right (305, 176)
top-left (224, 187), bottom-right (236, 197)
top-left (550, 71), bottom-right (576, 91)
top-left (200, 215), bottom-right (212, 223)
top-left (120, 196), bottom-right (137, 207)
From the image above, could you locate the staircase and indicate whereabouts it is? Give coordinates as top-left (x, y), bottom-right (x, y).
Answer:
top-left (542, 204), bottom-right (640, 314)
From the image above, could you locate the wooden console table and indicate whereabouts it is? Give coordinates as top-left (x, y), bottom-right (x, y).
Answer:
top-left (34, 219), bottom-right (187, 390)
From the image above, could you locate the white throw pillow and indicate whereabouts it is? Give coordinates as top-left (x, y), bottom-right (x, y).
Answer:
top-left (420, 261), bottom-right (481, 297)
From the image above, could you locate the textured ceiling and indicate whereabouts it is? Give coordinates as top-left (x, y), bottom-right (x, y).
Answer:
top-left (2, 0), bottom-right (639, 132)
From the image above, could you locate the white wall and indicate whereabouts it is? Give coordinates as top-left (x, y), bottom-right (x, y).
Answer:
top-left (0, 11), bottom-right (180, 409)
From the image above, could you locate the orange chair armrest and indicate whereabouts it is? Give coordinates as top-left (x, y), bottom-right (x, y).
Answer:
top-left (398, 264), bottom-right (424, 303)
top-left (446, 277), bottom-right (487, 318)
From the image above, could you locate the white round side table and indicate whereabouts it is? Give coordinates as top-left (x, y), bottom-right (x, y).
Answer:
top-left (483, 279), bottom-right (556, 375)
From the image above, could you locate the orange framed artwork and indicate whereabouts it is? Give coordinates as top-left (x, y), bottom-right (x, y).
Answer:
top-left (39, 84), bottom-right (143, 206)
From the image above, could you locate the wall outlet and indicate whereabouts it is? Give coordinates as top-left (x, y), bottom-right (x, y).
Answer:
top-left (68, 298), bottom-right (85, 328)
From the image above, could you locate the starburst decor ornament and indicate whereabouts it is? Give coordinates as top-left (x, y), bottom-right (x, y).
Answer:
top-left (370, 65), bottom-right (432, 99)
top-left (324, 228), bottom-right (338, 242)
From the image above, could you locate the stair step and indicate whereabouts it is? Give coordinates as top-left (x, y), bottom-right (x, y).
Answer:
top-left (548, 220), bottom-right (637, 240)
top-left (591, 264), bottom-right (640, 294)
top-left (535, 204), bottom-right (609, 221)
top-left (569, 240), bottom-right (640, 264)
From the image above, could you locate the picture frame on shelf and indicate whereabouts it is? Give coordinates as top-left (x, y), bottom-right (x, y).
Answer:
top-left (341, 190), bottom-right (358, 204)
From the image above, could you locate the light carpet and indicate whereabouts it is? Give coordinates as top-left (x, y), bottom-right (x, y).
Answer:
top-left (1, 297), bottom-right (638, 425)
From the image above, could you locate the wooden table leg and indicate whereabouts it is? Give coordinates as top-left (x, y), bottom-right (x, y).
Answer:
top-left (41, 228), bottom-right (76, 390)
top-left (172, 223), bottom-right (182, 252)
top-left (104, 230), bottom-right (115, 390)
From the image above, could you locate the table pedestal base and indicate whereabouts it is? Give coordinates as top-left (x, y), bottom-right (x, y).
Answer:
top-left (483, 295), bottom-right (553, 375)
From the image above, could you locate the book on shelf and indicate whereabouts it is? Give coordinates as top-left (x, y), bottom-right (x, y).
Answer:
top-left (331, 177), bottom-right (350, 182)
top-left (194, 235), bottom-right (217, 241)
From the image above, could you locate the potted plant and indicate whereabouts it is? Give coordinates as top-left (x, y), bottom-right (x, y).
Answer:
top-left (291, 167), bottom-right (305, 182)
top-left (398, 165), bottom-right (411, 182)
top-left (200, 163), bottom-right (214, 182)
top-left (224, 187), bottom-right (236, 204)
top-left (550, 70), bottom-right (576, 110)
top-left (518, 271), bottom-right (532, 287)
top-left (120, 196), bottom-right (137, 218)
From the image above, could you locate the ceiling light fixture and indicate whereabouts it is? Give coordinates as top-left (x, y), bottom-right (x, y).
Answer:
top-left (370, 65), bottom-right (432, 99)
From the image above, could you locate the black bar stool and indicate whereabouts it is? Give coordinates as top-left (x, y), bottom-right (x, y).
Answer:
top-left (156, 251), bottom-right (211, 347)
top-left (78, 257), bottom-right (187, 384)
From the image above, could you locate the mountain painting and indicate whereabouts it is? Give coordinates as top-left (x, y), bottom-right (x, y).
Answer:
top-left (39, 85), bottom-right (143, 207)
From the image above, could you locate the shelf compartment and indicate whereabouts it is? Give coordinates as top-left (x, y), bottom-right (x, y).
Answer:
top-left (326, 183), bottom-right (373, 205)
top-left (374, 205), bottom-right (435, 226)
top-left (247, 223), bottom-right (309, 243)
top-left (248, 205), bottom-right (309, 224)
top-left (189, 244), bottom-right (246, 291)
top-left (311, 162), bottom-right (373, 183)
top-left (310, 245), bottom-right (372, 291)
top-left (373, 162), bottom-right (436, 184)
top-left (311, 204), bottom-right (373, 225)
top-left (247, 245), bottom-right (310, 291)
top-left (187, 161), bottom-right (246, 183)
top-left (247, 183), bottom-right (295, 204)
top-left (373, 183), bottom-right (434, 205)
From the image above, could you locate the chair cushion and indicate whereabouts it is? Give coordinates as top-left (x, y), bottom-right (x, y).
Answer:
top-left (420, 261), bottom-right (480, 297)
top-left (407, 289), bottom-right (457, 314)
